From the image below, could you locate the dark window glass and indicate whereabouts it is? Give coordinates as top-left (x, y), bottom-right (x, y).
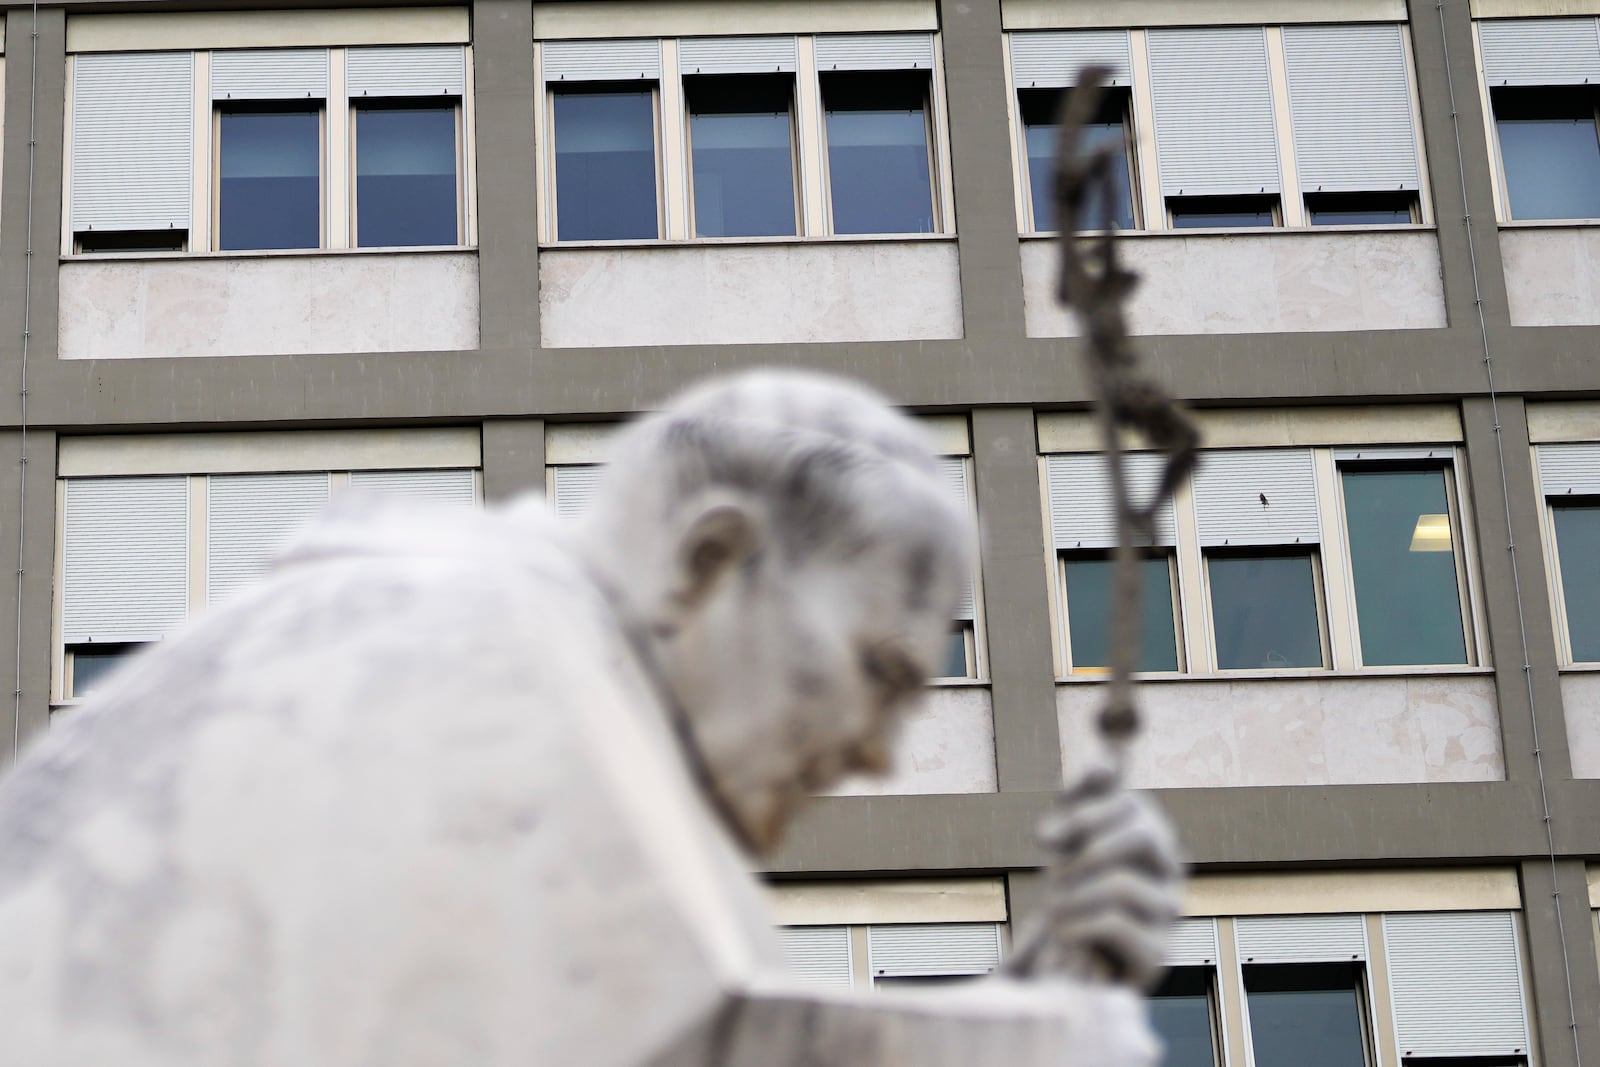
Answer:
top-left (1401, 1059), bottom-right (1524, 1066)
top-left (823, 70), bottom-right (934, 234)
top-left (1170, 194), bottom-right (1277, 229)
top-left (1063, 555), bottom-right (1180, 672)
top-left (219, 107), bottom-right (321, 251)
top-left (1021, 88), bottom-right (1136, 232)
top-left (1151, 967), bottom-right (1219, 1067)
top-left (687, 74), bottom-right (797, 237)
top-left (69, 643), bottom-right (144, 698)
top-left (355, 104), bottom-right (458, 247)
top-left (1493, 87), bottom-right (1600, 220)
top-left (1341, 468), bottom-right (1468, 666)
top-left (553, 88), bottom-right (659, 241)
top-left (77, 229), bottom-right (186, 253)
top-left (873, 974), bottom-right (979, 989)
top-left (1245, 963), bottom-right (1369, 1067)
top-left (1207, 552), bottom-right (1323, 669)
top-left (1306, 191), bottom-right (1416, 226)
top-left (1553, 503), bottom-right (1600, 661)
top-left (941, 626), bottom-right (973, 678)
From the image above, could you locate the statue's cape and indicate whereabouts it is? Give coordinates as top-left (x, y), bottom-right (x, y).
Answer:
top-left (0, 492), bottom-right (778, 1066)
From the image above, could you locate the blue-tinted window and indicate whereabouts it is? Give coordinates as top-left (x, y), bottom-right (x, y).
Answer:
top-left (1306, 191), bottom-right (1415, 225)
top-left (1062, 554), bottom-right (1180, 672)
top-left (1553, 503), bottom-right (1600, 662)
top-left (553, 88), bottom-right (659, 241)
top-left (1494, 87), bottom-right (1600, 220)
top-left (942, 625), bottom-right (973, 678)
top-left (687, 74), bottom-right (797, 238)
top-left (1341, 468), bottom-right (1468, 666)
top-left (1151, 967), bottom-right (1219, 1067)
top-left (219, 107), bottom-right (321, 250)
top-left (355, 104), bottom-right (458, 247)
top-left (1207, 552), bottom-right (1323, 669)
top-left (1245, 963), bottom-right (1370, 1067)
top-left (823, 71), bottom-right (934, 234)
top-left (68, 643), bottom-right (143, 698)
top-left (1021, 88), bottom-right (1136, 232)
top-left (1170, 195), bottom-right (1277, 229)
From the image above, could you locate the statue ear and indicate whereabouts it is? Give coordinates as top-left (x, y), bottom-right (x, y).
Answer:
top-left (672, 499), bottom-right (760, 613)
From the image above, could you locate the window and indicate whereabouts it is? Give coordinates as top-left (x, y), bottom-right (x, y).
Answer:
top-left (67, 43), bottom-right (470, 254)
top-left (780, 920), bottom-right (1003, 991)
top-left (1008, 23), bottom-right (1424, 232)
top-left (1340, 467), bottom-right (1469, 667)
top-left (354, 102), bottom-right (461, 247)
top-left (1018, 87), bottom-right (1136, 232)
top-left (540, 32), bottom-right (949, 242)
top-left (1170, 195), bottom-right (1277, 229)
top-left (218, 105), bottom-right (322, 251)
top-left (1535, 442), bottom-right (1600, 663)
top-left (54, 432), bottom-right (481, 708)
top-left (822, 71), bottom-right (937, 235)
top-left (1206, 551), bottom-right (1325, 669)
top-left (1151, 966), bottom-right (1221, 1067)
top-left (1480, 18), bottom-right (1600, 220)
top-left (687, 74), bottom-right (798, 238)
top-left (1044, 434), bottom-right (1479, 676)
top-left (1245, 963), bottom-right (1372, 1067)
top-left (550, 86), bottom-right (660, 240)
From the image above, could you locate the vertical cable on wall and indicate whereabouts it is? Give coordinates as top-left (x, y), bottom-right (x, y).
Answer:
top-left (1436, 3), bottom-right (1582, 1063)
top-left (11, 0), bottom-right (38, 766)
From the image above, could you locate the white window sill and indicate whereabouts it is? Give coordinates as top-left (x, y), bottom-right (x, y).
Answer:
top-left (928, 676), bottom-right (989, 688)
top-left (1558, 663), bottom-right (1600, 673)
top-left (1021, 225), bottom-right (1436, 240)
top-left (1497, 218), bottom-right (1600, 230)
top-left (1056, 665), bottom-right (1494, 684)
top-left (541, 232), bottom-right (957, 252)
top-left (63, 245), bottom-right (477, 264)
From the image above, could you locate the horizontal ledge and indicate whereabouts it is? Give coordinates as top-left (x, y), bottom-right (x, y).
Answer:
top-left (764, 782), bottom-right (1582, 874)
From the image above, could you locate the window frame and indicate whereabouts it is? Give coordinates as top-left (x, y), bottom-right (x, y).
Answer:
top-left (51, 434), bottom-right (483, 712)
top-left (1200, 544), bottom-right (1331, 674)
top-left (1240, 959), bottom-right (1379, 1067)
top-left (1056, 548), bottom-right (1185, 675)
top-left (683, 71), bottom-right (804, 239)
top-left (1014, 83), bottom-right (1142, 234)
top-left (1545, 497), bottom-right (1600, 666)
top-left (536, 31), bottom-right (955, 245)
top-left (1042, 437), bottom-right (1485, 680)
top-left (348, 97), bottom-right (468, 250)
top-left (1004, 22), bottom-right (1431, 234)
top-left (64, 43), bottom-right (477, 257)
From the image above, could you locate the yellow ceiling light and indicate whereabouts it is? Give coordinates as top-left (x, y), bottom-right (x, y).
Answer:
top-left (1410, 514), bottom-right (1453, 552)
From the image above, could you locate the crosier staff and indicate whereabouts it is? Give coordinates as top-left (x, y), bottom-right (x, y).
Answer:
top-left (1006, 65), bottom-right (1200, 985)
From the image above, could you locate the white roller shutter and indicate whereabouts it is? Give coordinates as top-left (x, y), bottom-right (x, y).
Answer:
top-left (210, 49), bottom-right (330, 100)
top-left (868, 923), bottom-right (1002, 978)
top-left (1537, 443), bottom-right (1600, 496)
top-left (1383, 912), bottom-right (1531, 1058)
top-left (551, 465), bottom-right (604, 518)
top-left (1148, 27), bottom-right (1280, 197)
top-left (1235, 915), bottom-right (1367, 963)
top-left (543, 39), bottom-right (662, 82)
top-left (62, 477), bottom-right (190, 644)
top-left (1193, 449), bottom-right (1320, 547)
top-left (348, 46), bottom-right (467, 97)
top-left (207, 473), bottom-right (331, 606)
top-left (779, 926), bottom-right (854, 991)
top-left (1165, 918), bottom-right (1220, 967)
top-left (1283, 24), bottom-right (1420, 193)
top-left (348, 469), bottom-right (477, 508)
top-left (815, 32), bottom-right (935, 72)
top-left (1010, 30), bottom-right (1133, 88)
top-left (939, 457), bottom-right (976, 621)
top-left (70, 52), bottom-right (194, 233)
top-left (1480, 17), bottom-right (1600, 86)
top-left (1046, 453), bottom-right (1178, 549)
top-left (679, 36), bottom-right (798, 75)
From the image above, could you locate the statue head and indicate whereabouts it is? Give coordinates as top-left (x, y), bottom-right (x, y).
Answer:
top-left (580, 371), bottom-right (973, 853)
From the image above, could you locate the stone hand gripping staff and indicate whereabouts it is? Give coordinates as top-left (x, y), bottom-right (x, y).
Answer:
top-left (0, 77), bottom-right (1189, 1067)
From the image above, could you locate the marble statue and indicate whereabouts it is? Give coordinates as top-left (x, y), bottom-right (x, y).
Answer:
top-left (0, 371), bottom-right (1182, 1066)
